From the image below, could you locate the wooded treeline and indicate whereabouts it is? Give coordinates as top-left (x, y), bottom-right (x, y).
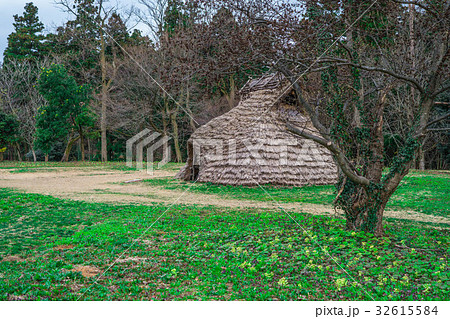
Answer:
top-left (0, 0), bottom-right (258, 163)
top-left (0, 0), bottom-right (448, 170)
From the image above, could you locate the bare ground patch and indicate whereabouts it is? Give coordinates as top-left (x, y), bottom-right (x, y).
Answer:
top-left (54, 245), bottom-right (76, 251)
top-left (73, 265), bottom-right (101, 278)
top-left (0, 166), bottom-right (449, 226)
top-left (1, 255), bottom-right (25, 262)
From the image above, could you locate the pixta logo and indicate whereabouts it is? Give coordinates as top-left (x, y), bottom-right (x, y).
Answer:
top-left (126, 129), bottom-right (171, 174)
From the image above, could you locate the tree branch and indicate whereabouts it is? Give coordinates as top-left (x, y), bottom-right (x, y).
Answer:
top-left (425, 112), bottom-right (450, 128)
top-left (427, 127), bottom-right (450, 132)
top-left (286, 123), bottom-right (370, 186)
top-left (318, 58), bottom-right (425, 94)
top-left (277, 64), bottom-right (329, 137)
top-left (391, 0), bottom-right (439, 17)
top-left (433, 84), bottom-right (450, 98)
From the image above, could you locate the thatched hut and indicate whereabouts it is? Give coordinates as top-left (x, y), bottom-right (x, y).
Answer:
top-left (176, 73), bottom-right (338, 186)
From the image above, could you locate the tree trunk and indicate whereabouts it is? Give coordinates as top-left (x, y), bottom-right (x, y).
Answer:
top-left (338, 181), bottom-right (387, 236)
top-left (45, 154), bottom-right (49, 162)
top-left (224, 76), bottom-right (236, 110)
top-left (87, 138), bottom-right (91, 161)
top-left (409, 4), bottom-right (416, 80)
top-left (101, 90), bottom-right (107, 162)
top-left (337, 85), bottom-right (388, 236)
top-left (171, 114), bottom-right (182, 163)
top-left (31, 149), bottom-right (37, 162)
top-left (418, 144), bottom-right (425, 170)
top-left (80, 133), bottom-right (85, 161)
top-left (61, 134), bottom-right (80, 162)
top-left (0, 152), bottom-right (3, 162)
top-left (16, 142), bottom-right (23, 161)
top-left (164, 93), bottom-right (182, 163)
top-left (186, 86), bottom-right (196, 132)
top-left (100, 16), bottom-right (108, 163)
top-left (170, 96), bottom-right (182, 163)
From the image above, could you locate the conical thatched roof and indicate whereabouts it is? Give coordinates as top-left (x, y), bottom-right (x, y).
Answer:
top-left (176, 73), bottom-right (338, 186)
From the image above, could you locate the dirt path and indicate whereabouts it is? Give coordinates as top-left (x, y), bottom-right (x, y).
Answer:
top-left (0, 166), bottom-right (449, 226)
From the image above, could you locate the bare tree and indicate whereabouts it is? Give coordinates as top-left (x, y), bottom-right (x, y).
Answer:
top-left (0, 59), bottom-right (49, 161)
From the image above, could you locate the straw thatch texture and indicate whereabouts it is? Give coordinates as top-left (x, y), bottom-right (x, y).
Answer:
top-left (176, 75), bottom-right (338, 186)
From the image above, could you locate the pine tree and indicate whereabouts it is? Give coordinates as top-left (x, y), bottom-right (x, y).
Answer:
top-left (3, 2), bottom-right (45, 62)
top-left (47, 0), bottom-right (100, 83)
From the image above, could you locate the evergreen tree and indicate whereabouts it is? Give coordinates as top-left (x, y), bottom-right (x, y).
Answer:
top-left (105, 13), bottom-right (129, 51)
top-left (162, 0), bottom-right (189, 36)
top-left (128, 29), bottom-right (150, 47)
top-left (47, 0), bottom-right (100, 84)
top-left (36, 64), bottom-right (96, 161)
top-left (49, 1), bottom-right (142, 162)
top-left (0, 111), bottom-right (20, 161)
top-left (3, 2), bottom-right (46, 62)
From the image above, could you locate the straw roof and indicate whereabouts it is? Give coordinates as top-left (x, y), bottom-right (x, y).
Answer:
top-left (176, 73), bottom-right (338, 186)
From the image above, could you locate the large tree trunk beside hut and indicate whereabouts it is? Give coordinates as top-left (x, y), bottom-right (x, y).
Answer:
top-left (336, 181), bottom-right (388, 236)
top-left (285, 70), bottom-right (423, 237)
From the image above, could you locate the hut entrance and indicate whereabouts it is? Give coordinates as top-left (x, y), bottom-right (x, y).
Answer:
top-left (191, 165), bottom-right (199, 181)
top-left (187, 142), bottom-right (199, 181)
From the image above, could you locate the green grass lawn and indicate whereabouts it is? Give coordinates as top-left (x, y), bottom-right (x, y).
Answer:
top-left (0, 188), bottom-right (448, 301)
top-left (144, 171), bottom-right (450, 217)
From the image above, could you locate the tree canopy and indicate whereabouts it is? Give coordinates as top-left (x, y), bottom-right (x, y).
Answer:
top-left (36, 64), bottom-right (95, 160)
top-left (3, 2), bottom-right (46, 62)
